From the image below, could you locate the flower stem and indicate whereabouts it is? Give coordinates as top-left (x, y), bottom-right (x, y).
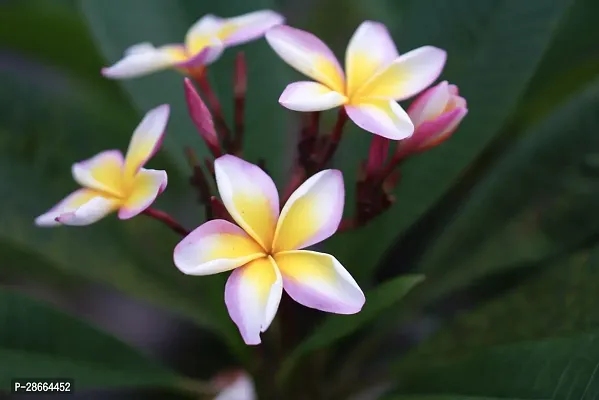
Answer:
top-left (317, 107), bottom-right (348, 169)
top-left (142, 207), bottom-right (189, 236)
top-left (233, 52), bottom-right (247, 155)
top-left (185, 147), bottom-right (214, 221)
top-left (196, 69), bottom-right (232, 148)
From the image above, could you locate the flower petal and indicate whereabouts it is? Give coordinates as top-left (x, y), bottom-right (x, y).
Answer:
top-left (345, 100), bottom-right (414, 140)
top-left (274, 250), bottom-right (364, 314)
top-left (35, 189), bottom-right (101, 227)
top-left (174, 219), bottom-right (265, 276)
top-left (118, 168), bottom-right (167, 220)
top-left (221, 10), bottom-right (284, 47)
top-left (185, 14), bottom-right (224, 49)
top-left (102, 43), bottom-right (186, 79)
top-left (265, 25), bottom-right (345, 93)
top-left (345, 21), bottom-right (399, 98)
top-left (272, 169), bottom-right (344, 253)
top-left (358, 46), bottom-right (447, 101)
top-left (71, 150), bottom-right (124, 197)
top-left (55, 195), bottom-right (120, 226)
top-left (124, 104), bottom-right (170, 178)
top-left (225, 256), bottom-right (282, 345)
top-left (177, 40), bottom-right (224, 69)
top-left (407, 80), bottom-right (451, 126)
top-left (279, 81), bottom-right (347, 112)
top-left (214, 155), bottom-right (280, 251)
top-left (34, 189), bottom-right (120, 227)
top-left (213, 370), bottom-right (256, 400)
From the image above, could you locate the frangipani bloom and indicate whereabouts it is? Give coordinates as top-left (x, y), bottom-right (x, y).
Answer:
top-left (266, 22), bottom-right (447, 140)
top-left (397, 81), bottom-right (468, 157)
top-left (35, 105), bottom-right (169, 226)
top-left (102, 10), bottom-right (284, 79)
top-left (174, 155), bottom-right (365, 345)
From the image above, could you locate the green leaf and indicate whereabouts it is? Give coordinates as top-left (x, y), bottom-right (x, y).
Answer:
top-left (0, 288), bottom-right (178, 390)
top-left (389, 330), bottom-right (599, 399)
top-left (278, 274), bottom-right (425, 383)
top-left (79, 0), bottom-right (295, 183)
top-left (395, 246), bottom-right (599, 369)
top-left (409, 79), bottom-right (599, 304)
top-left (324, 0), bottom-right (575, 281)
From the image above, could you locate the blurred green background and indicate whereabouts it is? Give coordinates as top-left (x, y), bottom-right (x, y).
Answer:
top-left (1, 0), bottom-right (599, 398)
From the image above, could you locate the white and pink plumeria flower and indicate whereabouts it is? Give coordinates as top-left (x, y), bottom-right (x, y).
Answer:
top-left (173, 155), bottom-right (365, 345)
top-left (34, 105), bottom-right (170, 227)
top-left (398, 80), bottom-right (468, 157)
top-left (102, 10), bottom-right (284, 79)
top-left (265, 21), bottom-right (447, 140)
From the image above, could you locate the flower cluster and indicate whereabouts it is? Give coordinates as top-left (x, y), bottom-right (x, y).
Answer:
top-left (35, 10), bottom-right (467, 345)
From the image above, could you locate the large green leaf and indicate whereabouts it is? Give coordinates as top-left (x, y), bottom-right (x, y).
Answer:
top-left (278, 274), bottom-right (425, 383)
top-left (395, 245), bottom-right (599, 369)
top-left (0, 288), bottom-right (179, 391)
top-left (388, 330), bottom-right (599, 399)
top-left (79, 0), bottom-right (294, 183)
top-left (323, 0), bottom-right (574, 281)
top-left (407, 79), bottom-right (599, 304)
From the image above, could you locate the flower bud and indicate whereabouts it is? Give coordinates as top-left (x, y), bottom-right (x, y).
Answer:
top-left (397, 81), bottom-right (468, 158)
top-left (184, 78), bottom-right (221, 157)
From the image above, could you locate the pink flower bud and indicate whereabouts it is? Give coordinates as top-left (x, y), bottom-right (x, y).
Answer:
top-left (398, 81), bottom-right (468, 158)
top-left (183, 78), bottom-right (221, 157)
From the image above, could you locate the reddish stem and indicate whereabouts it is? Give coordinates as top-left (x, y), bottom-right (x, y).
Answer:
top-left (338, 218), bottom-right (357, 232)
top-left (377, 152), bottom-right (404, 185)
top-left (142, 207), bottom-right (189, 236)
top-left (233, 52), bottom-right (247, 154)
top-left (317, 107), bottom-right (348, 168)
top-left (196, 70), bottom-right (232, 147)
top-left (281, 166), bottom-right (306, 204)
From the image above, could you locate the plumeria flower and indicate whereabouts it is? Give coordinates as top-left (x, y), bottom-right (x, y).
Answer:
top-left (397, 81), bottom-right (468, 158)
top-left (212, 370), bottom-right (256, 400)
top-left (102, 10), bottom-right (284, 79)
top-left (174, 155), bottom-right (365, 345)
top-left (265, 21), bottom-right (447, 140)
top-left (34, 105), bottom-right (169, 226)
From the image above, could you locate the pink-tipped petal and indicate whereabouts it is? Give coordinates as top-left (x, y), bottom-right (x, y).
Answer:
top-left (101, 43), bottom-right (185, 79)
top-left (345, 100), bottom-right (414, 140)
top-left (223, 10), bottom-right (285, 46)
top-left (359, 46), bottom-right (447, 101)
top-left (407, 81), bottom-right (451, 126)
top-left (225, 256), bottom-right (283, 345)
top-left (176, 40), bottom-right (225, 68)
top-left (279, 81), bottom-right (347, 112)
top-left (185, 14), bottom-right (224, 50)
top-left (272, 169), bottom-right (344, 252)
top-left (117, 168), bottom-right (167, 220)
top-left (53, 194), bottom-right (120, 226)
top-left (35, 189), bottom-right (100, 227)
top-left (184, 78), bottom-right (219, 149)
top-left (71, 150), bottom-right (124, 197)
top-left (345, 21), bottom-right (399, 97)
top-left (274, 250), bottom-right (365, 314)
top-left (124, 104), bottom-right (170, 177)
top-left (265, 25), bottom-right (345, 93)
top-left (173, 219), bottom-right (265, 276)
top-left (214, 155), bottom-right (280, 251)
